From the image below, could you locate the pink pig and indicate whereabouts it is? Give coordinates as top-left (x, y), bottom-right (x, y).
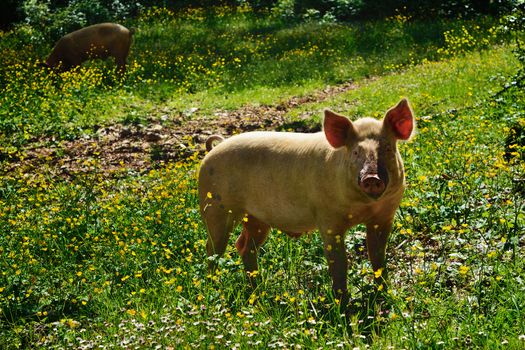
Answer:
top-left (199, 98), bottom-right (415, 305)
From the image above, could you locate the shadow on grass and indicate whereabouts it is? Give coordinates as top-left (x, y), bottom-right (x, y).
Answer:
top-left (0, 292), bottom-right (95, 325)
top-left (216, 269), bottom-right (391, 344)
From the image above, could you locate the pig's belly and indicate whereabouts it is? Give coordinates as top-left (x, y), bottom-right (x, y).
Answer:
top-left (245, 203), bottom-right (316, 233)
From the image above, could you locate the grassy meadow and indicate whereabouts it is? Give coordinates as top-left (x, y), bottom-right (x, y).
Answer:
top-left (1, 5), bottom-right (525, 349)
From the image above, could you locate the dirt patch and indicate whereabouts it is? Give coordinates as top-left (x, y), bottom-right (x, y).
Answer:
top-left (2, 81), bottom-right (359, 177)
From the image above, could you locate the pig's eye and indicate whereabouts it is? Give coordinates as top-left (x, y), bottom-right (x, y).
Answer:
top-left (352, 150), bottom-right (358, 156)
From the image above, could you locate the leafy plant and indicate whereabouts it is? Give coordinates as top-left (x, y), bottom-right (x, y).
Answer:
top-left (20, 0), bottom-right (143, 41)
top-left (501, 2), bottom-right (525, 91)
top-left (271, 0), bottom-right (363, 21)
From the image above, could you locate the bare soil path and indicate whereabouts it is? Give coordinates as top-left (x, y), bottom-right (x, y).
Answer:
top-left (4, 82), bottom-right (360, 177)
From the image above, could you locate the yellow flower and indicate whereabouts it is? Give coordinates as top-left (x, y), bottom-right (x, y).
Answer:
top-left (127, 309), bottom-right (136, 316)
top-left (67, 319), bottom-right (80, 328)
top-left (442, 225), bottom-right (453, 232)
top-left (458, 265), bottom-right (469, 276)
top-left (374, 268), bottom-right (384, 278)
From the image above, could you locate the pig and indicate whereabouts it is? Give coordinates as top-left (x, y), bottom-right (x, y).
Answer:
top-left (199, 99), bottom-right (415, 306)
top-left (45, 23), bottom-right (134, 73)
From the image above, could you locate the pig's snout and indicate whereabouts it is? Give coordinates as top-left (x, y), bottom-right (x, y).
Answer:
top-left (359, 174), bottom-right (386, 198)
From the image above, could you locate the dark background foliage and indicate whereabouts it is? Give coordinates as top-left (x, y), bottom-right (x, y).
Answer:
top-left (0, 0), bottom-right (519, 31)
top-left (0, 0), bottom-right (23, 29)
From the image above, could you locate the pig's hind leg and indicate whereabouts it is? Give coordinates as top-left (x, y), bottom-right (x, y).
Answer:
top-left (236, 215), bottom-right (270, 286)
top-left (203, 206), bottom-right (238, 271)
top-left (113, 45), bottom-right (129, 75)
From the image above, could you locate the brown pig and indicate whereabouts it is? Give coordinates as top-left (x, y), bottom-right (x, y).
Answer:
top-left (199, 99), bottom-right (415, 306)
top-left (45, 23), bottom-right (134, 73)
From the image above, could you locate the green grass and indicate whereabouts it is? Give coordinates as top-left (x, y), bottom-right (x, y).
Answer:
top-left (1, 5), bottom-right (524, 349)
top-left (282, 46), bottom-right (517, 125)
top-left (0, 6), bottom-right (505, 149)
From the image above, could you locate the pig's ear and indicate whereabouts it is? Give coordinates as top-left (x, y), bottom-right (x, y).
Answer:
top-left (323, 109), bottom-right (355, 148)
top-left (384, 98), bottom-right (414, 140)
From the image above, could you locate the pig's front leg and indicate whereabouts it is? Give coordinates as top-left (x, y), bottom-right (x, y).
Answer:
top-left (365, 220), bottom-right (393, 286)
top-left (320, 229), bottom-right (348, 308)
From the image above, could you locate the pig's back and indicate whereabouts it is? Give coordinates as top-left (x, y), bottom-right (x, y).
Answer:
top-left (66, 23), bottom-right (129, 50)
top-left (69, 23), bottom-right (127, 38)
top-left (204, 131), bottom-right (330, 168)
